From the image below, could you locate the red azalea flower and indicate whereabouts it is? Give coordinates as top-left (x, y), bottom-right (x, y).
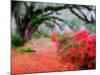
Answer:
top-left (66, 61), bottom-right (73, 66)
top-left (80, 38), bottom-right (88, 45)
top-left (78, 56), bottom-right (85, 65)
top-left (52, 37), bottom-right (60, 43)
top-left (77, 47), bottom-right (85, 55)
top-left (66, 49), bottom-right (72, 55)
top-left (89, 34), bottom-right (96, 40)
top-left (65, 61), bottom-right (80, 70)
top-left (69, 48), bottom-right (75, 51)
top-left (88, 34), bottom-right (96, 44)
top-left (88, 49), bottom-right (96, 58)
top-left (73, 29), bottom-right (88, 41)
top-left (51, 31), bottom-right (60, 43)
top-left (51, 31), bottom-right (59, 36)
top-left (66, 48), bottom-right (75, 55)
top-left (88, 62), bottom-right (93, 69)
top-left (58, 30), bottom-right (96, 69)
top-left (88, 44), bottom-right (95, 51)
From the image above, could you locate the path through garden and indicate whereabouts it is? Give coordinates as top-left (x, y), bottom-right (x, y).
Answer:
top-left (11, 38), bottom-right (67, 74)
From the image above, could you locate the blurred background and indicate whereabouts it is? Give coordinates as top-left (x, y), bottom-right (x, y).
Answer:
top-left (11, 1), bottom-right (96, 47)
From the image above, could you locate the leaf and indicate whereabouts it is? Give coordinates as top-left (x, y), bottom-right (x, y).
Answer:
top-left (86, 24), bottom-right (95, 33)
top-left (63, 19), bottom-right (70, 25)
top-left (28, 14), bottom-right (65, 27)
top-left (17, 47), bottom-right (26, 53)
top-left (11, 33), bottom-right (24, 47)
top-left (70, 18), bottom-right (80, 30)
top-left (17, 47), bottom-right (35, 53)
top-left (26, 48), bottom-right (34, 52)
top-left (63, 49), bottom-right (67, 53)
top-left (77, 51), bottom-right (82, 56)
top-left (75, 63), bottom-right (81, 67)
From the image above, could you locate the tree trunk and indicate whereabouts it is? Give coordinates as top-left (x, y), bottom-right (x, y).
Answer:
top-left (25, 27), bottom-right (34, 41)
top-left (24, 24), bottom-right (40, 41)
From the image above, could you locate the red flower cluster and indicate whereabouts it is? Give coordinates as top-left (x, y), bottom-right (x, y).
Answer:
top-left (51, 32), bottom-right (60, 43)
top-left (74, 29), bottom-right (88, 41)
top-left (51, 30), bottom-right (96, 70)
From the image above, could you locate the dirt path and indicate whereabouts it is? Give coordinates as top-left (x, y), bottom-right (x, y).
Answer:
top-left (11, 38), bottom-right (66, 74)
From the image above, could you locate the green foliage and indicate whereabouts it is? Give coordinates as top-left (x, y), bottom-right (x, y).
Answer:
top-left (75, 63), bottom-right (81, 67)
top-left (11, 33), bottom-right (24, 47)
top-left (34, 32), bottom-right (41, 39)
top-left (26, 48), bottom-right (34, 52)
top-left (34, 31), bottom-right (51, 39)
top-left (86, 24), bottom-right (95, 33)
top-left (17, 47), bottom-right (35, 53)
top-left (17, 47), bottom-right (25, 53)
top-left (63, 19), bottom-right (70, 25)
top-left (57, 34), bottom-right (65, 41)
top-left (29, 14), bottom-right (64, 27)
top-left (63, 49), bottom-right (67, 53)
top-left (63, 18), bottom-right (95, 33)
top-left (70, 18), bottom-right (80, 30)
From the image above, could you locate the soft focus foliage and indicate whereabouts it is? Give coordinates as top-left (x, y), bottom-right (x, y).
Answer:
top-left (11, 33), bottom-right (24, 47)
top-left (17, 47), bottom-right (35, 53)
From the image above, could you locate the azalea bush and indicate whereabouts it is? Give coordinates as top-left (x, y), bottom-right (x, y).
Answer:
top-left (51, 30), bottom-right (96, 70)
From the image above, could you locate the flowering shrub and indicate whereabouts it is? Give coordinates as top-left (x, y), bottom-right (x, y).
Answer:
top-left (51, 32), bottom-right (60, 42)
top-left (51, 30), bottom-right (96, 70)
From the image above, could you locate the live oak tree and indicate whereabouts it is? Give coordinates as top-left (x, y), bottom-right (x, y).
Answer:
top-left (12, 1), bottom-right (95, 42)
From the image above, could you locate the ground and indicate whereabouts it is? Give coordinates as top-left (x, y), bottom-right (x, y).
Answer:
top-left (12, 38), bottom-right (79, 75)
top-left (11, 38), bottom-right (77, 74)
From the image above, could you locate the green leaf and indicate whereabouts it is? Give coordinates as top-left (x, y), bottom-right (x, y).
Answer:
top-left (17, 47), bottom-right (26, 53)
top-left (63, 49), bottom-right (67, 53)
top-left (11, 33), bottom-right (24, 47)
top-left (26, 48), bottom-right (33, 52)
top-left (70, 18), bottom-right (80, 30)
top-left (75, 63), bottom-right (81, 67)
top-left (63, 19), bottom-right (70, 25)
top-left (86, 24), bottom-right (95, 33)
top-left (17, 47), bottom-right (35, 53)
top-left (29, 14), bottom-right (64, 27)
top-left (77, 51), bottom-right (82, 56)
